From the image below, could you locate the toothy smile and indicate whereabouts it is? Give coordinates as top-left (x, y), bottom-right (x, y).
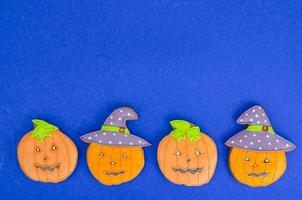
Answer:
top-left (104, 171), bottom-right (125, 176)
top-left (172, 167), bottom-right (203, 174)
top-left (35, 164), bottom-right (60, 171)
top-left (247, 172), bottom-right (268, 177)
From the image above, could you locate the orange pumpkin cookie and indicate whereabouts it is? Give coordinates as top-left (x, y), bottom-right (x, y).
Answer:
top-left (225, 105), bottom-right (296, 187)
top-left (157, 120), bottom-right (217, 186)
top-left (17, 119), bottom-right (78, 183)
top-left (80, 107), bottom-right (151, 186)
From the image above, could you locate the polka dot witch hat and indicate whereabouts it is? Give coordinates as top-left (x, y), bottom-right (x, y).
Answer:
top-left (225, 105), bottom-right (295, 152)
top-left (80, 107), bottom-right (151, 147)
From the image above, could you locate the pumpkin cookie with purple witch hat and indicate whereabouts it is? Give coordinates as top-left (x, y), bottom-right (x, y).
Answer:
top-left (80, 107), bottom-right (151, 186)
top-left (225, 105), bottom-right (295, 187)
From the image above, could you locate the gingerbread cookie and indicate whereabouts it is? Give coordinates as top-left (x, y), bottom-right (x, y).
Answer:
top-left (17, 119), bottom-right (78, 183)
top-left (157, 120), bottom-right (217, 186)
top-left (80, 107), bottom-right (151, 186)
top-left (225, 105), bottom-right (295, 187)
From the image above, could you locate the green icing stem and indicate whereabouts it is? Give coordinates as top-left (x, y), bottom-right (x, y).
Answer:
top-left (246, 125), bottom-right (275, 134)
top-left (101, 125), bottom-right (130, 134)
top-left (169, 120), bottom-right (201, 142)
top-left (31, 119), bottom-right (58, 142)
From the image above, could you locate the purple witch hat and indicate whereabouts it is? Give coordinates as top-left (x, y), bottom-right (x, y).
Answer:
top-left (80, 107), bottom-right (151, 147)
top-left (225, 105), bottom-right (295, 152)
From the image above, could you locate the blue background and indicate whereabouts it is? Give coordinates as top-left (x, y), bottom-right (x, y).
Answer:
top-left (1, 1), bottom-right (302, 199)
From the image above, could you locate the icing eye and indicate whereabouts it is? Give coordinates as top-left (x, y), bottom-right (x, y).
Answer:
top-left (264, 158), bottom-right (270, 163)
top-left (175, 151), bottom-right (181, 156)
top-left (51, 145), bottom-right (57, 151)
top-left (195, 149), bottom-right (201, 156)
top-left (244, 157), bottom-right (250, 161)
top-left (122, 154), bottom-right (128, 159)
top-left (35, 147), bottom-right (41, 152)
top-left (100, 152), bottom-right (105, 157)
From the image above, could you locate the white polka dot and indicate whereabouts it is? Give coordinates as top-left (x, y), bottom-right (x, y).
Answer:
top-left (255, 114), bottom-right (259, 118)
top-left (250, 118), bottom-right (253, 122)
top-left (113, 133), bottom-right (116, 136)
top-left (103, 132), bottom-right (106, 135)
top-left (231, 140), bottom-right (235, 144)
top-left (276, 139), bottom-right (279, 143)
top-left (245, 113), bottom-right (248, 116)
top-left (264, 119), bottom-right (267, 122)
top-left (130, 142), bottom-right (133, 145)
top-left (124, 135), bottom-right (128, 137)
top-left (108, 141), bottom-right (112, 144)
top-left (253, 134), bottom-right (256, 137)
top-left (244, 135), bottom-right (248, 138)
top-left (257, 121), bottom-right (260, 124)
top-left (266, 135), bottom-right (270, 138)
top-left (118, 117), bottom-right (122, 121)
top-left (138, 140), bottom-right (142, 143)
top-left (99, 140), bottom-right (102, 143)
top-left (88, 137), bottom-right (92, 140)
top-left (127, 113), bottom-right (131, 116)
top-left (250, 142), bottom-right (254, 145)
top-left (240, 119), bottom-right (243, 122)
top-left (94, 134), bottom-right (98, 137)
top-left (258, 107), bottom-right (262, 110)
top-left (274, 147), bottom-right (278, 150)
top-left (259, 147), bottom-right (262, 150)
top-left (120, 110), bottom-right (123, 113)
top-left (252, 109), bottom-right (256, 112)
top-left (110, 116), bottom-right (114, 119)
top-left (268, 142), bottom-right (272, 145)
top-left (244, 145), bottom-right (248, 149)
top-left (262, 113), bottom-right (265, 116)
top-left (110, 122), bottom-right (113, 125)
top-left (258, 140), bottom-right (261, 143)
top-left (286, 144), bottom-right (289, 147)
top-left (239, 139), bottom-right (243, 143)
top-left (118, 141), bottom-right (122, 144)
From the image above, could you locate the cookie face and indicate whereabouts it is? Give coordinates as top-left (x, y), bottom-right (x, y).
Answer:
top-left (86, 143), bottom-right (144, 185)
top-left (225, 105), bottom-right (295, 187)
top-left (17, 120), bottom-right (78, 183)
top-left (80, 107), bottom-right (151, 186)
top-left (157, 120), bottom-right (217, 186)
top-left (229, 148), bottom-right (286, 187)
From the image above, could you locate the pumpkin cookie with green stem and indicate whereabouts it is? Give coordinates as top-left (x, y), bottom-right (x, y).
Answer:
top-left (17, 119), bottom-right (78, 183)
top-left (225, 105), bottom-right (295, 187)
top-left (157, 120), bottom-right (217, 186)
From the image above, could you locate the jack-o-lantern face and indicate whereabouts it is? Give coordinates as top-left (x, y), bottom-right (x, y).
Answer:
top-left (17, 120), bottom-right (78, 183)
top-left (229, 148), bottom-right (286, 187)
top-left (86, 144), bottom-right (144, 185)
top-left (157, 120), bottom-right (217, 186)
top-left (225, 105), bottom-right (295, 187)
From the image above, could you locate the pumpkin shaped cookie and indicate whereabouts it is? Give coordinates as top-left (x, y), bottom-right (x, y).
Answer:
top-left (17, 119), bottom-right (78, 183)
top-left (157, 120), bottom-right (217, 186)
top-left (80, 107), bottom-right (151, 186)
top-left (225, 105), bottom-right (296, 187)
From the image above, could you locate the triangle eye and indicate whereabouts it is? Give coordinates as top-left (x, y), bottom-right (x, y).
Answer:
top-left (244, 157), bottom-right (250, 161)
top-left (195, 149), bottom-right (201, 156)
top-left (264, 158), bottom-right (270, 163)
top-left (175, 151), bottom-right (181, 156)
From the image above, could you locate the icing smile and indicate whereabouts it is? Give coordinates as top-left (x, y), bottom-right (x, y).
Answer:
top-left (247, 172), bottom-right (268, 177)
top-left (35, 164), bottom-right (60, 171)
top-left (104, 171), bottom-right (125, 176)
top-left (172, 167), bottom-right (203, 174)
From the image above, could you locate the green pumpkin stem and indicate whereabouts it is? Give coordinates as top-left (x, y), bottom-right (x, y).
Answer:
top-left (31, 119), bottom-right (58, 142)
top-left (169, 120), bottom-right (201, 142)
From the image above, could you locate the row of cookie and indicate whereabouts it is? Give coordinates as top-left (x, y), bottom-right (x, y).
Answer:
top-left (17, 105), bottom-right (295, 187)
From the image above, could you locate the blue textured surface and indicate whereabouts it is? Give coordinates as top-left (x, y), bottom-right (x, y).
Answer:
top-left (1, 1), bottom-right (302, 199)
